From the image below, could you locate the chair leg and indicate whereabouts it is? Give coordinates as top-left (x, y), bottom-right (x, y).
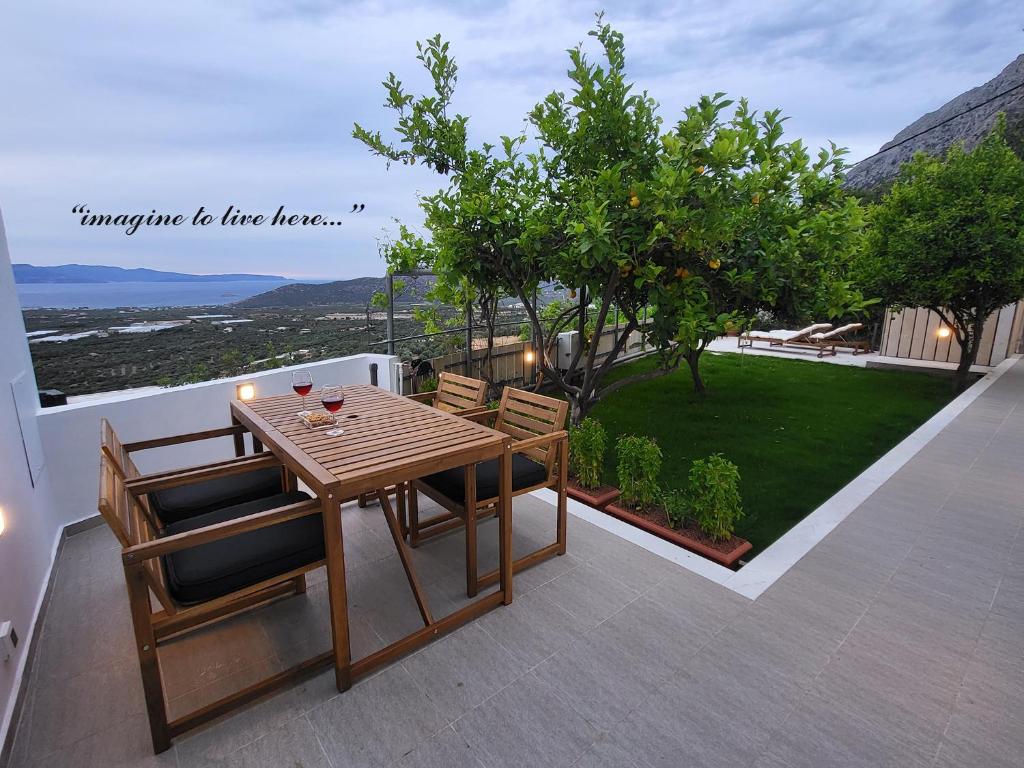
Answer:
top-left (293, 574), bottom-right (307, 595)
top-left (464, 466), bottom-right (478, 598)
top-left (408, 484), bottom-right (420, 548)
top-left (125, 563), bottom-right (172, 754)
top-left (358, 493), bottom-right (368, 508)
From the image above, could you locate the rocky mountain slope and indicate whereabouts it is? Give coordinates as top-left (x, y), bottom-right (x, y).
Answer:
top-left (844, 54), bottom-right (1024, 191)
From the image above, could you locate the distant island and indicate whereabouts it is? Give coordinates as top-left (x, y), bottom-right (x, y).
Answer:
top-left (13, 263), bottom-right (289, 284)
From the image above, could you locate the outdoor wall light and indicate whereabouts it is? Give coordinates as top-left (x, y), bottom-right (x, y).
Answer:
top-left (524, 349), bottom-right (536, 364)
top-left (937, 326), bottom-right (952, 339)
top-left (236, 382), bottom-right (256, 401)
top-left (0, 507), bottom-right (6, 537)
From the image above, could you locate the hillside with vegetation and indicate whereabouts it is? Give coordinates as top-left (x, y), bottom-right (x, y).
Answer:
top-left (237, 276), bottom-right (436, 308)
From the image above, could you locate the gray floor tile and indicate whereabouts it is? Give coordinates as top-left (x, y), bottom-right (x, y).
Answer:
top-left (477, 589), bottom-right (589, 667)
top-left (759, 691), bottom-right (935, 768)
top-left (454, 672), bottom-right (598, 768)
top-left (536, 624), bottom-right (667, 729)
top-left (215, 716), bottom-right (330, 768)
top-left (537, 563), bottom-right (640, 629)
top-left (175, 667), bottom-right (337, 768)
top-left (307, 664), bottom-right (445, 768)
top-left (393, 725), bottom-right (486, 768)
top-left (403, 623), bottom-right (528, 723)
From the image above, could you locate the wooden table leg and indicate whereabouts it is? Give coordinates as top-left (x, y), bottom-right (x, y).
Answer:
top-left (377, 489), bottom-right (433, 626)
top-left (322, 492), bottom-right (351, 691)
top-left (396, 482), bottom-right (408, 539)
top-left (464, 465), bottom-right (478, 598)
top-left (231, 416), bottom-right (245, 458)
top-left (408, 484), bottom-right (420, 548)
top-left (498, 443), bottom-right (513, 605)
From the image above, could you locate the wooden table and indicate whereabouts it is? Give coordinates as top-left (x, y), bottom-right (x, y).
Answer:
top-left (230, 384), bottom-right (513, 691)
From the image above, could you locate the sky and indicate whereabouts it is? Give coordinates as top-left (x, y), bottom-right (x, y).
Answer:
top-left (1, 0), bottom-right (1021, 280)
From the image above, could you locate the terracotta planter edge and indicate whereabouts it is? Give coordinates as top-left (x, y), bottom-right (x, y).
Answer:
top-left (566, 481), bottom-right (621, 510)
top-left (604, 502), bottom-right (751, 569)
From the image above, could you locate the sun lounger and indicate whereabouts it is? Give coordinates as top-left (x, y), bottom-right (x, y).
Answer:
top-left (797, 322), bottom-right (871, 356)
top-left (738, 323), bottom-right (832, 349)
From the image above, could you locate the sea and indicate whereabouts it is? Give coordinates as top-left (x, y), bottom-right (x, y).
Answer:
top-left (16, 280), bottom-right (303, 310)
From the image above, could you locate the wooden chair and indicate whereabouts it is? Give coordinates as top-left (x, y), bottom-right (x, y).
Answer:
top-left (97, 424), bottom-right (330, 754)
top-left (358, 372), bottom-right (488, 514)
top-left (100, 417), bottom-right (291, 525)
top-left (406, 371), bottom-right (489, 412)
top-left (407, 387), bottom-right (568, 596)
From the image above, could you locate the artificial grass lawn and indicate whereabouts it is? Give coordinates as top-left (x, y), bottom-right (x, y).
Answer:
top-left (589, 352), bottom-right (956, 555)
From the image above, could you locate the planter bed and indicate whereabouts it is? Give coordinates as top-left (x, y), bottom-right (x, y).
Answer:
top-left (566, 480), bottom-right (621, 509)
top-left (604, 502), bottom-right (752, 569)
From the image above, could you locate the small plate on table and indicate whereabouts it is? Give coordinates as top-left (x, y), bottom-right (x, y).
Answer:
top-left (299, 410), bottom-right (338, 430)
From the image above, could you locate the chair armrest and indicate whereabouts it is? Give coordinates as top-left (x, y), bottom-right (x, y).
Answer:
top-left (127, 452), bottom-right (277, 487)
top-left (511, 430), bottom-right (568, 454)
top-left (122, 424), bottom-right (248, 452)
top-left (406, 391), bottom-right (437, 404)
top-left (124, 452), bottom-right (281, 495)
top-left (457, 407), bottom-right (497, 422)
top-left (121, 498), bottom-right (321, 563)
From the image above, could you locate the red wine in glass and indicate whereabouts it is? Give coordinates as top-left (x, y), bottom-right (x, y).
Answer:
top-left (321, 385), bottom-right (345, 435)
top-left (321, 389), bottom-right (344, 413)
top-left (292, 370), bottom-right (313, 411)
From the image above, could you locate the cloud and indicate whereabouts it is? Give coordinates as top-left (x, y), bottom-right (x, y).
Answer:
top-left (0, 0), bottom-right (1020, 278)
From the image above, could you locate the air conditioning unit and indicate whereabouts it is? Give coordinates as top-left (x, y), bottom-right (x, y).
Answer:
top-left (556, 331), bottom-right (580, 371)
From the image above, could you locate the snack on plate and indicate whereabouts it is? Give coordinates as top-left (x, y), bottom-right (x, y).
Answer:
top-left (301, 411), bottom-right (336, 429)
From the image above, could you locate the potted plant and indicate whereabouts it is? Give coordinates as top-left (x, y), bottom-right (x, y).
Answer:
top-left (604, 434), bottom-right (661, 518)
top-left (566, 417), bottom-right (620, 508)
top-left (607, 449), bottom-right (752, 569)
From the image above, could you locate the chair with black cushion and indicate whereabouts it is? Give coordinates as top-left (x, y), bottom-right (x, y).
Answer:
top-left (98, 451), bottom-right (329, 755)
top-left (359, 372), bottom-right (491, 514)
top-left (407, 386), bottom-right (569, 596)
top-left (101, 417), bottom-right (288, 525)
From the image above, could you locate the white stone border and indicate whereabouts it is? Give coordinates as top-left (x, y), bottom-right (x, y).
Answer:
top-left (534, 354), bottom-right (1021, 601)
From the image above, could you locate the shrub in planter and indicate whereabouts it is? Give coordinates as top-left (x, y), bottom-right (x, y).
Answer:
top-left (569, 417), bottom-right (607, 490)
top-left (688, 453), bottom-right (743, 541)
top-left (616, 435), bottom-right (661, 509)
top-left (661, 487), bottom-right (688, 529)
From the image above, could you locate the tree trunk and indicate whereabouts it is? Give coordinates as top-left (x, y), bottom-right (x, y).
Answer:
top-left (685, 348), bottom-right (705, 395)
top-left (953, 316), bottom-right (984, 394)
top-left (570, 398), bottom-right (587, 427)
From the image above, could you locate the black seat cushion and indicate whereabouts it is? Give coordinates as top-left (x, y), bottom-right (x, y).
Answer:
top-left (149, 466), bottom-right (284, 525)
top-left (162, 491), bottom-right (323, 604)
top-left (421, 453), bottom-right (549, 504)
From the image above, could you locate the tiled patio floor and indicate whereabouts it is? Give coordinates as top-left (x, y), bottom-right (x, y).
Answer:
top-left (5, 359), bottom-right (1024, 768)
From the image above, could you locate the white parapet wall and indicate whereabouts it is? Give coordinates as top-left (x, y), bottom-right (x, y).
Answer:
top-left (36, 353), bottom-right (397, 529)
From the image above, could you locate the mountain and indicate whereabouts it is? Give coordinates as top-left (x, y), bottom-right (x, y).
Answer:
top-left (13, 263), bottom-right (288, 284)
top-left (236, 276), bottom-right (437, 308)
top-left (844, 54), bottom-right (1024, 191)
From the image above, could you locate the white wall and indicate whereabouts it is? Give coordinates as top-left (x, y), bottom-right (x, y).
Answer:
top-left (37, 353), bottom-right (397, 529)
top-left (0, 211), bottom-right (62, 749)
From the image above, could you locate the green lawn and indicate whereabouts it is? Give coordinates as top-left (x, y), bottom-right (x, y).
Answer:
top-left (588, 352), bottom-right (955, 555)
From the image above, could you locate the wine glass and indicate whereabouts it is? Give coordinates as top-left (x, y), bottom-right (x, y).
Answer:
top-left (321, 385), bottom-right (345, 436)
top-left (292, 370), bottom-right (313, 413)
